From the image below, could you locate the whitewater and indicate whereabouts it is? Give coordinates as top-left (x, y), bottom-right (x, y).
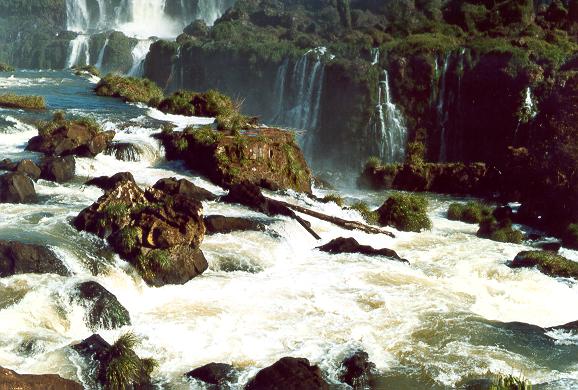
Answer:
top-left (1, 71), bottom-right (578, 389)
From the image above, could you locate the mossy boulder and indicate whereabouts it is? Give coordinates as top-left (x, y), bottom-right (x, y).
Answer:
top-left (27, 113), bottom-right (114, 157)
top-left (100, 31), bottom-right (138, 74)
top-left (0, 94), bottom-right (45, 110)
top-left (477, 207), bottom-right (524, 244)
top-left (0, 63), bottom-right (14, 72)
top-left (72, 281), bottom-right (130, 331)
top-left (73, 180), bottom-right (207, 287)
top-left (377, 193), bottom-right (432, 232)
top-left (511, 250), bottom-right (578, 279)
top-left (95, 75), bottom-right (164, 105)
top-left (158, 127), bottom-right (312, 193)
top-left (447, 202), bottom-right (493, 224)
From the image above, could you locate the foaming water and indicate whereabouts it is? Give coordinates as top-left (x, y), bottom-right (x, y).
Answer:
top-left (1, 71), bottom-right (578, 389)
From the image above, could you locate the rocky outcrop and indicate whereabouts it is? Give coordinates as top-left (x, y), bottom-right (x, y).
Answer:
top-left (72, 281), bottom-right (130, 331)
top-left (157, 127), bottom-right (312, 193)
top-left (104, 142), bottom-right (143, 162)
top-left (73, 180), bottom-right (207, 287)
top-left (0, 366), bottom-right (82, 390)
top-left (245, 357), bottom-right (329, 390)
top-left (39, 156), bottom-right (76, 183)
top-left (339, 351), bottom-right (376, 388)
top-left (0, 173), bottom-right (36, 203)
top-left (0, 241), bottom-right (69, 277)
top-left (317, 238), bottom-right (408, 263)
top-left (510, 250), bottom-right (578, 279)
top-left (85, 172), bottom-right (135, 191)
top-left (204, 215), bottom-right (266, 235)
top-left (15, 160), bottom-right (41, 180)
top-left (153, 177), bottom-right (217, 202)
top-left (186, 363), bottom-right (238, 387)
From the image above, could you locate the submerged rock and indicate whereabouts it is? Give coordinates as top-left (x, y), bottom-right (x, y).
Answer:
top-left (157, 127), bottom-right (312, 193)
top-left (0, 240), bottom-right (69, 277)
top-left (339, 350), bottom-right (376, 388)
top-left (204, 215), bottom-right (266, 235)
top-left (510, 250), bottom-right (578, 279)
top-left (72, 281), bottom-right (131, 331)
top-left (85, 172), bottom-right (135, 191)
top-left (153, 177), bottom-right (217, 202)
top-left (104, 142), bottom-right (142, 162)
top-left (73, 180), bottom-right (207, 287)
top-left (40, 156), bottom-right (75, 183)
top-left (0, 366), bottom-right (82, 390)
top-left (317, 237), bottom-right (408, 263)
top-left (186, 363), bottom-right (238, 387)
top-left (0, 172), bottom-right (36, 203)
top-left (245, 357), bottom-right (329, 390)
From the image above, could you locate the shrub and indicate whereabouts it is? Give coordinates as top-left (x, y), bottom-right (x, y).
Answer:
top-left (350, 201), bottom-right (379, 224)
top-left (447, 202), bottom-right (492, 224)
top-left (477, 215), bottom-right (524, 244)
top-left (563, 223), bottom-right (578, 250)
top-left (512, 250), bottom-right (578, 279)
top-left (95, 75), bottom-right (164, 105)
top-left (37, 112), bottom-right (101, 137)
top-left (365, 156), bottom-right (382, 170)
top-left (117, 226), bottom-right (141, 253)
top-left (377, 193), bottom-right (432, 232)
top-left (405, 141), bottom-right (426, 166)
top-left (0, 63), bottom-right (15, 72)
top-left (323, 194), bottom-right (344, 207)
top-left (72, 64), bottom-right (101, 77)
top-left (0, 94), bottom-right (45, 110)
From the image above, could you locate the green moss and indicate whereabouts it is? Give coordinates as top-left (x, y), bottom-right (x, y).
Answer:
top-left (95, 74), bottom-right (164, 105)
top-left (102, 202), bottom-right (130, 219)
top-left (477, 216), bottom-right (524, 244)
top-left (563, 224), bottom-right (578, 250)
top-left (37, 112), bottom-right (101, 137)
top-left (0, 62), bottom-right (14, 72)
top-left (365, 156), bottom-right (382, 170)
top-left (323, 194), bottom-right (345, 207)
top-left (136, 249), bottom-right (171, 281)
top-left (190, 125), bottom-right (223, 146)
top-left (175, 138), bottom-right (188, 152)
top-left (0, 94), bottom-right (45, 110)
top-left (512, 250), bottom-right (578, 279)
top-left (117, 226), bottom-right (141, 253)
top-left (350, 201), bottom-right (379, 224)
top-left (384, 33), bottom-right (462, 56)
top-left (447, 202), bottom-right (492, 224)
top-left (378, 193), bottom-right (432, 232)
top-left (72, 64), bottom-right (100, 77)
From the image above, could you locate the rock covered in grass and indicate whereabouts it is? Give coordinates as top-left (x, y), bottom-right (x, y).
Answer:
top-left (204, 215), bottom-right (266, 235)
top-left (0, 172), bottom-right (36, 203)
top-left (27, 113), bottom-right (114, 157)
top-left (72, 281), bottom-right (130, 331)
top-left (317, 237), bottom-right (408, 263)
top-left (0, 63), bottom-right (15, 72)
top-left (40, 156), bottom-right (76, 183)
top-left (245, 357), bottom-right (329, 390)
top-left (477, 206), bottom-right (524, 244)
top-left (563, 223), bottom-right (578, 250)
top-left (73, 179), bottom-right (207, 287)
top-left (510, 250), bottom-right (578, 279)
top-left (95, 74), bottom-right (164, 105)
top-left (377, 193), bottom-right (432, 232)
top-left (157, 127), bottom-right (312, 193)
top-left (0, 366), bottom-right (82, 390)
top-left (186, 363), bottom-right (238, 387)
top-left (447, 201), bottom-right (492, 224)
top-left (0, 240), bottom-right (69, 277)
top-left (0, 94), bottom-right (45, 110)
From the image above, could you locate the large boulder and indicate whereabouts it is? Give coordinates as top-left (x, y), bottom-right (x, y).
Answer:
top-left (317, 237), bottom-right (408, 263)
top-left (72, 281), bottom-right (130, 331)
top-left (153, 177), bottom-right (217, 202)
top-left (204, 215), bottom-right (266, 234)
top-left (0, 240), bottom-right (69, 277)
top-left (73, 180), bottom-right (207, 287)
top-left (0, 172), bottom-right (36, 203)
top-left (510, 250), bottom-right (578, 279)
top-left (85, 172), bottom-right (135, 191)
top-left (15, 160), bottom-right (41, 181)
top-left (245, 357), bottom-right (329, 390)
top-left (186, 363), bottom-right (238, 387)
top-left (0, 366), bottom-right (82, 390)
top-left (40, 156), bottom-right (75, 183)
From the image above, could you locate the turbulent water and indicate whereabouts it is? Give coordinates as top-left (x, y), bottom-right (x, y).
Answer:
top-left (2, 71), bottom-right (578, 389)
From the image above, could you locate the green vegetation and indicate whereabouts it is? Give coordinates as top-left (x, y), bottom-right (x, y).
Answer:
top-left (365, 156), bottom-right (382, 170)
top-left (72, 64), bottom-right (100, 77)
top-left (189, 125), bottom-right (223, 146)
top-left (0, 94), bottom-right (45, 110)
top-left (511, 250), bottom-right (578, 279)
top-left (136, 250), bottom-right (171, 281)
top-left (488, 373), bottom-right (532, 390)
top-left (117, 226), bottom-right (141, 253)
top-left (0, 62), bottom-right (14, 71)
top-left (95, 74), bottom-right (164, 105)
top-left (478, 216), bottom-right (524, 244)
top-left (350, 201), bottom-right (379, 224)
top-left (563, 223), bottom-right (578, 250)
top-left (37, 111), bottom-right (101, 137)
top-left (322, 194), bottom-right (344, 207)
top-left (377, 193), bottom-right (432, 232)
top-left (102, 202), bottom-right (130, 220)
top-left (447, 202), bottom-right (492, 224)
top-left (101, 332), bottom-right (157, 390)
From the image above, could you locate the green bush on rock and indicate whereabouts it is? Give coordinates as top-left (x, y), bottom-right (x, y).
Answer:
top-left (0, 63), bottom-right (14, 72)
top-left (447, 202), bottom-right (492, 224)
top-left (95, 75), bottom-right (164, 105)
top-left (477, 215), bottom-right (524, 244)
top-left (0, 94), bottom-right (45, 110)
top-left (377, 193), bottom-right (432, 232)
top-left (563, 224), bottom-right (578, 250)
top-left (350, 201), bottom-right (379, 225)
top-left (511, 250), bottom-right (578, 279)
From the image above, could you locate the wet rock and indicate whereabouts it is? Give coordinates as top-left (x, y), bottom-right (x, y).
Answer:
top-left (40, 156), bottom-right (75, 183)
top-left (71, 334), bottom-right (110, 362)
top-left (0, 366), bottom-right (83, 390)
top-left (85, 172), bottom-right (135, 191)
top-left (73, 180), bottom-right (207, 287)
top-left (0, 158), bottom-right (16, 171)
top-left (530, 239), bottom-right (562, 252)
top-left (461, 378), bottom-right (495, 390)
top-left (317, 237), bottom-right (408, 263)
top-left (0, 172), bottom-right (36, 203)
top-left (510, 250), bottom-right (578, 279)
top-left (186, 363), bottom-right (237, 387)
top-left (72, 281), bottom-right (131, 331)
top-left (204, 215), bottom-right (266, 234)
top-left (153, 177), bottom-right (217, 202)
top-left (339, 350), bottom-right (376, 388)
top-left (105, 142), bottom-right (142, 162)
top-left (0, 240), bottom-right (69, 277)
top-left (547, 320), bottom-right (578, 332)
top-left (245, 357), bottom-right (329, 390)
top-left (222, 182), bottom-right (293, 217)
top-left (15, 159), bottom-right (41, 180)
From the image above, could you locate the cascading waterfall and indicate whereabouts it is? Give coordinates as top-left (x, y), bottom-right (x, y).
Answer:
top-left (128, 40), bottom-right (154, 77)
top-left (371, 47), bottom-right (380, 65)
top-left (195, 0), bottom-right (235, 26)
top-left (376, 70), bottom-right (408, 163)
top-left (437, 54), bottom-right (450, 162)
top-left (522, 87), bottom-right (538, 120)
top-left (95, 38), bottom-right (109, 70)
top-left (66, 35), bottom-right (90, 68)
top-left (66, 0), bottom-right (89, 32)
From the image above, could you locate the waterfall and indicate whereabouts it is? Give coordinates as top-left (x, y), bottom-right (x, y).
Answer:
top-left (66, 35), bottom-right (91, 68)
top-left (128, 40), bottom-right (154, 77)
top-left (369, 70), bottom-right (408, 163)
top-left (437, 54), bottom-right (450, 162)
top-left (195, 0), bottom-right (235, 25)
top-left (522, 87), bottom-right (538, 120)
top-left (66, 0), bottom-right (89, 32)
top-left (95, 39), bottom-right (109, 70)
top-left (371, 48), bottom-right (380, 66)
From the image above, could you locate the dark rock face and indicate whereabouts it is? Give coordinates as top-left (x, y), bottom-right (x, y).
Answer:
top-left (204, 215), bottom-right (266, 234)
top-left (73, 281), bottom-right (131, 331)
top-left (245, 357), bottom-right (329, 390)
top-left (317, 237), bottom-right (408, 263)
top-left (27, 124), bottom-right (115, 157)
top-left (40, 156), bottom-right (75, 183)
top-left (340, 351), bottom-right (376, 388)
top-left (0, 159), bottom-right (17, 171)
top-left (222, 182), bottom-right (292, 217)
top-left (186, 363), bottom-right (237, 387)
top-left (0, 240), bottom-right (69, 277)
top-left (15, 160), bottom-right (41, 180)
top-left (0, 172), bottom-right (36, 203)
top-left (85, 172), bottom-right (135, 191)
top-left (0, 366), bottom-right (83, 390)
top-left (153, 177), bottom-right (217, 202)
top-left (73, 180), bottom-right (207, 287)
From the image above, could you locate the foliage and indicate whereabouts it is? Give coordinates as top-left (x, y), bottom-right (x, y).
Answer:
top-left (0, 62), bottom-right (14, 71)
top-left (563, 223), bottom-right (578, 250)
top-left (323, 194), bottom-right (344, 207)
top-left (37, 111), bottom-right (101, 137)
top-left (378, 193), bottom-right (432, 232)
top-left (365, 156), bottom-right (382, 170)
top-left (72, 64), bottom-right (100, 77)
top-left (95, 74), bottom-right (163, 105)
top-left (447, 202), bottom-right (492, 224)
top-left (0, 94), bottom-right (45, 110)
top-left (136, 250), bottom-right (171, 281)
top-left (350, 201), bottom-right (379, 224)
top-left (117, 226), bottom-right (141, 253)
top-left (512, 250), bottom-right (578, 279)
top-left (405, 141), bottom-right (426, 166)
top-left (477, 216), bottom-right (524, 244)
